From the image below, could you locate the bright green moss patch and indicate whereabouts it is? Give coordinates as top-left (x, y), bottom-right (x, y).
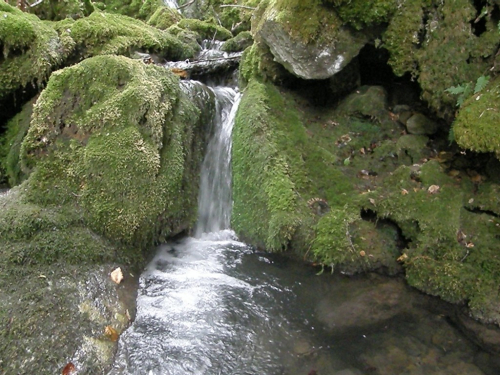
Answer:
top-left (453, 75), bottom-right (500, 157)
top-left (53, 11), bottom-right (195, 60)
top-left (176, 18), bottom-right (232, 41)
top-left (221, 31), bottom-right (253, 53)
top-left (0, 2), bottom-right (70, 101)
top-left (19, 55), bottom-right (207, 248)
top-left (256, 0), bottom-right (341, 45)
top-left (232, 80), bottom-right (303, 250)
top-left (147, 6), bottom-right (183, 30)
top-left (100, 0), bottom-right (163, 20)
top-left (333, 0), bottom-right (398, 30)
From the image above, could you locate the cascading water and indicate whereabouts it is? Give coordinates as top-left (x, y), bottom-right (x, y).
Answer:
top-left (195, 87), bottom-right (240, 237)
top-left (163, 0), bottom-right (179, 10)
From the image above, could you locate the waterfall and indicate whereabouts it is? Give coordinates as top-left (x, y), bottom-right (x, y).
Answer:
top-left (163, 0), bottom-right (179, 10)
top-left (195, 87), bottom-right (241, 237)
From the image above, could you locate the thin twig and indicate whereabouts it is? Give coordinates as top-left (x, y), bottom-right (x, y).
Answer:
top-left (346, 222), bottom-right (355, 253)
top-left (29, 0), bottom-right (44, 7)
top-left (176, 0), bottom-right (195, 10)
top-left (219, 4), bottom-right (257, 10)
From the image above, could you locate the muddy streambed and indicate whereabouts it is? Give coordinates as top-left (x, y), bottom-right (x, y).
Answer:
top-left (109, 231), bottom-right (500, 375)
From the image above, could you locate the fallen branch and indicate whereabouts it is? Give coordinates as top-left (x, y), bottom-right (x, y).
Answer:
top-left (177, 0), bottom-right (195, 10)
top-left (29, 0), bottom-right (44, 7)
top-left (219, 4), bottom-right (256, 10)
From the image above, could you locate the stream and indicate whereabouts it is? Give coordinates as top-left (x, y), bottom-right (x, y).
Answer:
top-left (109, 42), bottom-right (500, 375)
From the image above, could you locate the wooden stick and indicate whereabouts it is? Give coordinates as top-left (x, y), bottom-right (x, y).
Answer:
top-left (177, 0), bottom-right (195, 10)
top-left (219, 5), bottom-right (256, 10)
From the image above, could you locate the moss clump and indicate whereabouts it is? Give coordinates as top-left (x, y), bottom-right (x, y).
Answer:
top-left (7, 0), bottom-right (94, 20)
top-left (19, 55), bottom-right (207, 248)
top-left (0, 98), bottom-right (34, 186)
top-left (53, 11), bottom-right (195, 61)
top-left (452, 75), bottom-right (500, 157)
top-left (175, 18), bottom-right (233, 41)
top-left (239, 41), bottom-right (290, 86)
top-left (100, 0), bottom-right (163, 20)
top-left (331, 0), bottom-right (399, 30)
top-left (221, 31), bottom-right (253, 52)
top-left (383, 0), bottom-right (500, 119)
top-left (232, 80), bottom-right (303, 250)
top-left (0, 2), bottom-right (70, 101)
top-left (147, 5), bottom-right (183, 30)
top-left (255, 0), bottom-right (341, 45)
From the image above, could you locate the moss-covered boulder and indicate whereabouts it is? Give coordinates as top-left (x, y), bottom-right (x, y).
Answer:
top-left (232, 78), bottom-right (405, 274)
top-left (252, 0), bottom-right (372, 80)
top-left (0, 2), bottom-right (71, 102)
top-left (221, 31), bottom-right (253, 53)
top-left (174, 18), bottom-right (232, 41)
top-left (147, 5), bottom-right (183, 30)
top-left (53, 10), bottom-right (196, 61)
top-left (453, 75), bottom-right (500, 158)
top-left (0, 186), bottom-right (141, 374)
top-left (6, 0), bottom-right (93, 21)
top-left (17, 55), bottom-right (211, 248)
top-left (100, 0), bottom-right (163, 20)
top-left (233, 71), bottom-right (500, 326)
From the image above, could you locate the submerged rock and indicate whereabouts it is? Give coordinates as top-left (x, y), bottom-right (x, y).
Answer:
top-left (316, 278), bottom-right (412, 331)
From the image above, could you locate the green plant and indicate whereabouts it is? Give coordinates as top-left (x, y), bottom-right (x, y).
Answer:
top-left (445, 75), bottom-right (490, 107)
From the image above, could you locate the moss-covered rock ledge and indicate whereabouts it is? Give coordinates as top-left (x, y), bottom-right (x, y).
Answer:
top-left (232, 74), bottom-right (500, 349)
top-left (0, 54), bottom-right (213, 373)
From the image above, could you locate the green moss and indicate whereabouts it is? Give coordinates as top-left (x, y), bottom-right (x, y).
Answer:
top-left (310, 205), bottom-right (362, 267)
top-left (221, 30), bottom-right (253, 52)
top-left (0, 99), bottom-right (34, 186)
top-left (100, 0), bottom-right (163, 20)
top-left (147, 5), bottom-right (183, 30)
top-left (19, 55), bottom-right (206, 248)
top-left (232, 80), bottom-right (303, 250)
top-left (382, 0), bottom-right (424, 77)
top-left (239, 41), bottom-right (289, 86)
top-left (176, 18), bottom-right (232, 41)
top-left (384, 0), bottom-right (500, 119)
top-left (452, 75), bottom-right (500, 157)
top-left (53, 11), bottom-right (195, 60)
top-left (6, 0), bottom-right (91, 21)
top-left (256, 0), bottom-right (341, 45)
top-left (333, 0), bottom-right (399, 30)
top-left (0, 2), bottom-right (70, 101)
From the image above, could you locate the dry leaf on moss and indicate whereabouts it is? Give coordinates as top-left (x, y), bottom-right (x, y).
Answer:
top-left (104, 326), bottom-right (119, 342)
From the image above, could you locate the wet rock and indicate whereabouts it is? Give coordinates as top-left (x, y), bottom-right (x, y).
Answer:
top-left (406, 113), bottom-right (438, 135)
top-left (252, 1), bottom-right (370, 80)
top-left (454, 309), bottom-right (500, 354)
top-left (316, 277), bottom-right (413, 331)
top-left (258, 21), bottom-right (368, 80)
top-left (336, 86), bottom-right (388, 119)
top-left (334, 369), bottom-right (363, 375)
top-left (396, 134), bottom-right (429, 164)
